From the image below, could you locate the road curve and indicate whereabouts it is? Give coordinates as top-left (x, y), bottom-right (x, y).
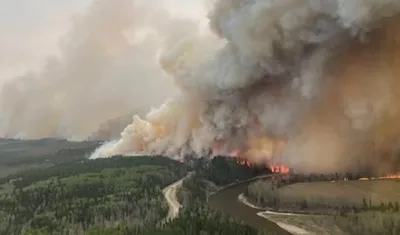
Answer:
top-left (162, 173), bottom-right (307, 234)
top-left (162, 172), bottom-right (193, 222)
top-left (163, 178), bottom-right (184, 220)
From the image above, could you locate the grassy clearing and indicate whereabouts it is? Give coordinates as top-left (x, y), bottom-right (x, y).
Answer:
top-left (262, 211), bottom-right (400, 235)
top-left (277, 180), bottom-right (400, 206)
top-left (248, 179), bottom-right (400, 234)
top-left (259, 213), bottom-right (341, 235)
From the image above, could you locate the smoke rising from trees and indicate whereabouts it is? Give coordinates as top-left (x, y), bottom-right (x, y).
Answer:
top-left (2, 0), bottom-right (400, 174)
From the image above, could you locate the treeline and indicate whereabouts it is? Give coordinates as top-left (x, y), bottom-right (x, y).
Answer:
top-left (245, 180), bottom-right (400, 215)
top-left (245, 179), bottom-right (360, 213)
top-left (246, 179), bottom-right (362, 214)
top-left (361, 198), bottom-right (400, 212)
top-left (245, 178), bottom-right (400, 235)
top-left (334, 212), bottom-right (400, 235)
top-left (177, 173), bottom-right (214, 206)
top-left (162, 157), bottom-right (273, 235)
top-left (177, 156), bottom-right (272, 208)
top-left (74, 156), bottom-right (269, 235)
top-left (0, 154), bottom-right (271, 235)
top-left (1, 156), bottom-right (187, 187)
top-left (167, 173), bottom-right (264, 235)
top-left (149, 204), bottom-right (262, 235)
top-left (0, 139), bottom-right (99, 167)
top-left (0, 156), bottom-right (188, 235)
top-left (62, 204), bottom-right (261, 235)
top-left (270, 172), bottom-right (373, 189)
top-left (193, 156), bottom-right (271, 186)
top-left (245, 170), bottom-right (400, 213)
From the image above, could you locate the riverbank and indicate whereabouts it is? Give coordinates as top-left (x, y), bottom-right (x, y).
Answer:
top-left (163, 172), bottom-right (302, 234)
top-left (207, 174), bottom-right (273, 199)
top-left (238, 193), bottom-right (311, 235)
top-left (208, 176), bottom-right (292, 235)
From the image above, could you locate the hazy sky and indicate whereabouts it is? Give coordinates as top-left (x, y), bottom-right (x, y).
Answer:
top-left (0, 0), bottom-right (204, 80)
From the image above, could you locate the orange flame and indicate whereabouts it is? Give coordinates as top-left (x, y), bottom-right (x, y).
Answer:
top-left (235, 157), bottom-right (292, 175)
top-left (230, 150), bottom-right (240, 158)
top-left (213, 137), bottom-right (291, 174)
top-left (269, 164), bottom-right (291, 174)
top-left (379, 173), bottom-right (400, 180)
top-left (359, 172), bottom-right (400, 181)
top-left (236, 158), bottom-right (253, 167)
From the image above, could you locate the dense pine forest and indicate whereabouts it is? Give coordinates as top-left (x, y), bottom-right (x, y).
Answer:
top-left (0, 140), bottom-right (272, 235)
top-left (6, 141), bottom-right (399, 235)
top-left (0, 155), bottom-right (188, 235)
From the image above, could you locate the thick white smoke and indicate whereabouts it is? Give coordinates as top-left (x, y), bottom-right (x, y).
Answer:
top-left (0, 0), bottom-right (210, 140)
top-left (93, 0), bottom-right (400, 174)
top-left (3, 0), bottom-right (400, 174)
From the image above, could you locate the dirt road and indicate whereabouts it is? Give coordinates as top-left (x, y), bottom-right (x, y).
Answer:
top-left (162, 172), bottom-right (193, 221)
top-left (163, 178), bottom-right (184, 220)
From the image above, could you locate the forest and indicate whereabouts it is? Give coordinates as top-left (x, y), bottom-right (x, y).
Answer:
top-left (0, 144), bottom-right (272, 235)
top-left (190, 155), bottom-right (271, 186)
top-left (164, 157), bottom-right (273, 235)
top-left (0, 155), bottom-right (188, 235)
top-left (4, 143), bottom-right (400, 235)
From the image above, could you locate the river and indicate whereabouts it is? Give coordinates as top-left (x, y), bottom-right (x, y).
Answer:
top-left (208, 178), bottom-right (292, 235)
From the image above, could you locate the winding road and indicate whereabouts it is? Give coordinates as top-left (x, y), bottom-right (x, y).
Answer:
top-left (162, 172), bottom-right (194, 222)
top-left (163, 177), bottom-right (184, 220)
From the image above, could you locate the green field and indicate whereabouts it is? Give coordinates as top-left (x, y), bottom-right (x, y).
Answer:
top-left (260, 211), bottom-right (400, 235)
top-left (277, 180), bottom-right (400, 206)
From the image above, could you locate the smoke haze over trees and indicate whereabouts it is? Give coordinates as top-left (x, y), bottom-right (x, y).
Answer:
top-left (2, 0), bottom-right (400, 175)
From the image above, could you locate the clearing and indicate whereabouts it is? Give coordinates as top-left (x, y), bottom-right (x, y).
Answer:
top-left (277, 179), bottom-right (400, 206)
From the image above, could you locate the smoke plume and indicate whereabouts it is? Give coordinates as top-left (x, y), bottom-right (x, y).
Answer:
top-left (98, 0), bottom-right (400, 174)
top-left (3, 0), bottom-right (400, 174)
top-left (0, 0), bottom-right (206, 140)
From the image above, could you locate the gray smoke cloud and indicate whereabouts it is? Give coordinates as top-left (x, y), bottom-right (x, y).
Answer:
top-left (3, 0), bottom-right (400, 175)
top-left (94, 0), bottom-right (400, 175)
top-left (0, 0), bottom-right (207, 140)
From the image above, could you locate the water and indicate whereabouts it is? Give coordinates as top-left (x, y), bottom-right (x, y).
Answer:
top-left (208, 179), bottom-right (291, 235)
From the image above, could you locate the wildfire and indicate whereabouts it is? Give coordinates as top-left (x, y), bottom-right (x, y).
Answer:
top-left (358, 172), bottom-right (400, 181)
top-left (236, 158), bottom-right (253, 167)
top-left (378, 173), bottom-right (400, 180)
top-left (213, 124), bottom-right (291, 174)
top-left (269, 164), bottom-right (291, 174)
top-left (235, 157), bottom-right (291, 175)
top-left (230, 150), bottom-right (240, 158)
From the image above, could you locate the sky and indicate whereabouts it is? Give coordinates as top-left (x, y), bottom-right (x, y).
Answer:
top-left (0, 0), bottom-right (204, 81)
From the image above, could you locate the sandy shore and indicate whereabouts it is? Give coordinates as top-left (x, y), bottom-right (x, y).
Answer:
top-left (238, 193), bottom-right (312, 235)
